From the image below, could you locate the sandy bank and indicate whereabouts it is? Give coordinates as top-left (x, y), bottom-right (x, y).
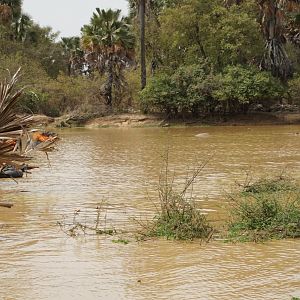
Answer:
top-left (34, 112), bottom-right (300, 128)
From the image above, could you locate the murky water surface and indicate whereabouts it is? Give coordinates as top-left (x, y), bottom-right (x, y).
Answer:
top-left (0, 125), bottom-right (300, 300)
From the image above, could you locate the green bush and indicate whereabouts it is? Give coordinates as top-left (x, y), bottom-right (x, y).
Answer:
top-left (140, 155), bottom-right (214, 241)
top-left (243, 176), bottom-right (297, 194)
top-left (18, 73), bottom-right (106, 117)
top-left (214, 65), bottom-right (284, 113)
top-left (140, 73), bottom-right (178, 116)
top-left (227, 176), bottom-right (300, 242)
top-left (140, 64), bottom-right (284, 116)
top-left (288, 75), bottom-right (300, 105)
top-left (149, 191), bottom-right (213, 240)
top-left (140, 62), bottom-right (219, 117)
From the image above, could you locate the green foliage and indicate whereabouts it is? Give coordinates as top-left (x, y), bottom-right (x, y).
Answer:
top-left (149, 192), bottom-right (213, 240)
top-left (140, 62), bottom-right (219, 116)
top-left (140, 73), bottom-right (176, 115)
top-left (214, 65), bottom-right (284, 111)
top-left (141, 156), bottom-right (213, 241)
top-left (0, 54), bottom-right (107, 117)
top-left (81, 8), bottom-right (135, 107)
top-left (288, 75), bottom-right (300, 105)
top-left (243, 176), bottom-right (297, 194)
top-left (227, 176), bottom-right (300, 242)
top-left (140, 64), bottom-right (284, 116)
top-left (1, 0), bottom-right (299, 117)
top-left (157, 0), bottom-right (263, 69)
top-left (202, 4), bottom-right (263, 69)
top-left (29, 74), bottom-right (106, 117)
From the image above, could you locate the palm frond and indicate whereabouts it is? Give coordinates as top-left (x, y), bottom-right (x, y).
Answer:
top-left (0, 68), bottom-right (58, 158)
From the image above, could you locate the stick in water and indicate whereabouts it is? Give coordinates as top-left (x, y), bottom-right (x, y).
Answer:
top-left (0, 202), bottom-right (14, 208)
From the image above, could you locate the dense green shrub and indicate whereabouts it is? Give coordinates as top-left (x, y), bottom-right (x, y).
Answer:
top-left (140, 62), bottom-right (219, 117)
top-left (287, 75), bottom-right (300, 105)
top-left (140, 64), bottom-right (284, 116)
top-left (140, 73), bottom-right (177, 115)
top-left (214, 65), bottom-right (284, 113)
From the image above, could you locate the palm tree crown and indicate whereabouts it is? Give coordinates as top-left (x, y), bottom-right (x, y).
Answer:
top-left (81, 8), bottom-right (134, 107)
top-left (81, 8), bottom-right (134, 55)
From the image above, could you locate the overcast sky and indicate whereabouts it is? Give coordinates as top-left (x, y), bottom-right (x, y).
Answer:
top-left (22, 0), bottom-right (129, 38)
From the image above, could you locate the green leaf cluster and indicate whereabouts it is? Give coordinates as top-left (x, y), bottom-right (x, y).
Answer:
top-left (140, 63), bottom-right (283, 116)
top-left (215, 65), bottom-right (283, 105)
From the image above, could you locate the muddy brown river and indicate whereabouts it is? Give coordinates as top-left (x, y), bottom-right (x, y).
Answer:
top-left (0, 125), bottom-right (300, 300)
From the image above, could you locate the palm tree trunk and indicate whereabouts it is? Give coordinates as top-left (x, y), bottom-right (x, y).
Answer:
top-left (140, 0), bottom-right (146, 89)
top-left (106, 58), bottom-right (113, 107)
top-left (259, 0), bottom-right (292, 80)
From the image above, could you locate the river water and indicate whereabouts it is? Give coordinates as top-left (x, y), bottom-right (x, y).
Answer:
top-left (0, 125), bottom-right (300, 300)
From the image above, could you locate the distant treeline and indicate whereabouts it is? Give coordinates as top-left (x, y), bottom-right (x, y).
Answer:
top-left (0, 0), bottom-right (300, 118)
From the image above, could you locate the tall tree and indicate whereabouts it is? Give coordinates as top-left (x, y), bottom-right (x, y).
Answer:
top-left (61, 37), bottom-right (84, 76)
top-left (140, 0), bottom-right (146, 89)
top-left (225, 0), bottom-right (300, 79)
top-left (129, 0), bottom-right (148, 88)
top-left (81, 8), bottom-right (135, 107)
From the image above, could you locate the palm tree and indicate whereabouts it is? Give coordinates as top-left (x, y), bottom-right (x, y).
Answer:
top-left (140, 0), bottom-right (146, 89)
top-left (61, 37), bottom-right (84, 76)
top-left (0, 1), bottom-right (33, 42)
top-left (81, 8), bottom-right (135, 107)
top-left (13, 13), bottom-right (31, 41)
top-left (129, 0), bottom-right (147, 89)
top-left (225, 0), bottom-right (300, 80)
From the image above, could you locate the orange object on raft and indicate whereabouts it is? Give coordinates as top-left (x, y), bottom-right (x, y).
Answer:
top-left (32, 132), bottom-right (57, 143)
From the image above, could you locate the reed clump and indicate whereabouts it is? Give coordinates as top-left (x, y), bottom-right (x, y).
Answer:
top-left (227, 175), bottom-right (300, 242)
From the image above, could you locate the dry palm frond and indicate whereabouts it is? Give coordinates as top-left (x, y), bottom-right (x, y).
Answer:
top-left (0, 68), bottom-right (35, 134)
top-left (0, 68), bottom-right (34, 156)
top-left (0, 68), bottom-right (59, 160)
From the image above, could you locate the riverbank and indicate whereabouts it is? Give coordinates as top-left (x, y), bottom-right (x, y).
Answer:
top-left (34, 112), bottom-right (300, 128)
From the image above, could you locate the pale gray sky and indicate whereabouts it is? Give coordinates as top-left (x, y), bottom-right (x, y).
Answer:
top-left (22, 0), bottom-right (129, 37)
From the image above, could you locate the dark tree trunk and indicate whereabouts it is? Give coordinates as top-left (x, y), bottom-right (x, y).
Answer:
top-left (105, 58), bottom-right (113, 107)
top-left (140, 0), bottom-right (146, 89)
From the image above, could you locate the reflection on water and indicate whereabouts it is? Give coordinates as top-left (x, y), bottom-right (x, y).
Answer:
top-left (0, 125), bottom-right (300, 299)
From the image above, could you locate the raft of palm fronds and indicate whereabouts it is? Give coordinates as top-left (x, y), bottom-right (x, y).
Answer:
top-left (0, 68), bottom-right (58, 166)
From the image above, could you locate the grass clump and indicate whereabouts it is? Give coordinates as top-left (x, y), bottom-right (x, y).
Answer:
top-left (141, 154), bottom-right (213, 241)
top-left (227, 175), bottom-right (300, 242)
top-left (112, 238), bottom-right (130, 245)
top-left (242, 175), bottom-right (297, 194)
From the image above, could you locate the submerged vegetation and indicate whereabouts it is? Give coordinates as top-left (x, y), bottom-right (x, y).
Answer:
top-left (57, 204), bottom-right (117, 237)
top-left (227, 175), bottom-right (300, 242)
top-left (58, 166), bottom-right (300, 244)
top-left (138, 155), bottom-right (214, 241)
